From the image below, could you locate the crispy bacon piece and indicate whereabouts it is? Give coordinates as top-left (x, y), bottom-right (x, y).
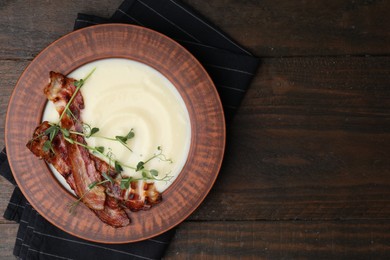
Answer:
top-left (27, 121), bottom-right (76, 190)
top-left (92, 156), bottom-right (118, 178)
top-left (26, 123), bottom-right (128, 224)
top-left (124, 182), bottom-right (162, 211)
top-left (94, 196), bottom-right (130, 228)
top-left (67, 136), bottom-right (106, 211)
top-left (105, 181), bottom-right (162, 212)
top-left (26, 71), bottom-right (163, 228)
top-left (44, 71), bottom-right (106, 211)
top-left (44, 71), bottom-right (84, 130)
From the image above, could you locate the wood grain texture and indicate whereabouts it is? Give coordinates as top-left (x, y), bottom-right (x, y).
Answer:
top-left (0, 60), bottom-right (30, 149)
top-left (1, 0), bottom-right (390, 259)
top-left (164, 220), bottom-right (390, 259)
top-left (0, 176), bottom-right (14, 224)
top-left (1, 0), bottom-right (390, 58)
top-left (0, 220), bottom-right (387, 259)
top-left (189, 56), bottom-right (390, 221)
top-left (0, 224), bottom-right (18, 259)
top-left (0, 0), bottom-right (122, 60)
top-left (185, 0), bottom-right (390, 57)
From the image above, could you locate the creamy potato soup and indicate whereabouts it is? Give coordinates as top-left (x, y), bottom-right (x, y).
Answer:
top-left (43, 58), bottom-right (191, 192)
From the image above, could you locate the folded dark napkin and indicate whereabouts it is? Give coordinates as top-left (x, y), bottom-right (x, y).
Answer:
top-left (2, 0), bottom-right (259, 259)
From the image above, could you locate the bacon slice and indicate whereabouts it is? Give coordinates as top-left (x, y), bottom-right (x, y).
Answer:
top-left (44, 71), bottom-right (84, 130)
top-left (106, 181), bottom-right (162, 212)
top-left (67, 137), bottom-right (106, 211)
top-left (92, 156), bottom-right (118, 178)
top-left (27, 121), bottom-right (76, 190)
top-left (94, 196), bottom-right (130, 228)
top-left (44, 72), bottom-right (105, 211)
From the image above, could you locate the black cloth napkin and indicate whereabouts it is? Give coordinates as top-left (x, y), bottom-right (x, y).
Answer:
top-left (2, 0), bottom-right (259, 259)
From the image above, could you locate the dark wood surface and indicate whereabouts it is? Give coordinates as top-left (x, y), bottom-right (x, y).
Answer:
top-left (1, 0), bottom-right (390, 259)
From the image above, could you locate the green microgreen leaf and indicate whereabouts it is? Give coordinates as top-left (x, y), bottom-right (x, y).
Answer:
top-left (95, 146), bottom-right (104, 154)
top-left (74, 79), bottom-right (84, 88)
top-left (102, 172), bottom-right (114, 184)
top-left (115, 160), bottom-right (123, 173)
top-left (61, 128), bottom-right (70, 138)
top-left (136, 161), bottom-right (144, 172)
top-left (42, 140), bottom-right (52, 152)
top-left (44, 125), bottom-right (60, 141)
top-left (150, 169), bottom-right (159, 176)
top-left (126, 129), bottom-right (135, 140)
top-left (115, 135), bottom-right (127, 143)
top-left (82, 124), bottom-right (99, 138)
top-left (120, 177), bottom-right (132, 189)
top-left (50, 129), bottom-right (59, 142)
top-left (115, 129), bottom-right (134, 143)
top-left (90, 127), bottom-right (99, 136)
top-left (44, 125), bottom-right (55, 135)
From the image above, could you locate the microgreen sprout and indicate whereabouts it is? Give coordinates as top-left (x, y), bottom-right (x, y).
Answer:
top-left (59, 68), bottom-right (95, 122)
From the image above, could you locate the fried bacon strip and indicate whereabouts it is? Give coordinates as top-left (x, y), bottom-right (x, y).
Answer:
top-left (94, 195), bottom-right (130, 227)
top-left (44, 72), bottom-right (106, 211)
top-left (26, 71), bottom-right (162, 228)
top-left (106, 181), bottom-right (162, 212)
top-left (27, 121), bottom-right (76, 190)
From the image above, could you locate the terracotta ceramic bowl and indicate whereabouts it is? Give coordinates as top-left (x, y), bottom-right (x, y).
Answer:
top-left (5, 24), bottom-right (225, 243)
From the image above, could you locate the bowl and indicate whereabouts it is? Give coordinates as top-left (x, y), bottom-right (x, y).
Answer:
top-left (5, 24), bottom-right (225, 243)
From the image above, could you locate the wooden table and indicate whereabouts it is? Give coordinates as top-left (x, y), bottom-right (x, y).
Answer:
top-left (1, 0), bottom-right (390, 259)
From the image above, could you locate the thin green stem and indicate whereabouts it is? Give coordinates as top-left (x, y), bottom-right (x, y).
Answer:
top-left (58, 68), bottom-right (95, 122)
